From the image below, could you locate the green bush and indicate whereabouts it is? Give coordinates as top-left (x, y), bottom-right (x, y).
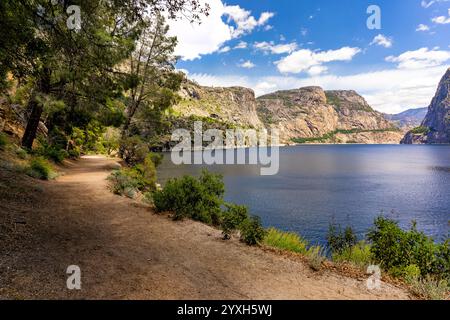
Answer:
top-left (220, 204), bottom-right (249, 239)
top-left (408, 276), bottom-right (449, 300)
top-left (367, 217), bottom-right (450, 279)
top-left (0, 133), bottom-right (7, 150)
top-left (120, 135), bottom-right (149, 165)
top-left (307, 245), bottom-right (326, 271)
top-left (239, 215), bottom-right (266, 245)
top-left (327, 224), bottom-right (358, 254)
top-left (332, 241), bottom-right (373, 268)
top-left (153, 170), bottom-right (224, 224)
top-left (107, 153), bottom-right (158, 197)
top-left (107, 169), bottom-right (139, 198)
top-left (410, 126), bottom-right (430, 135)
top-left (16, 147), bottom-right (29, 160)
top-left (27, 157), bottom-right (56, 180)
top-left (263, 228), bottom-right (308, 254)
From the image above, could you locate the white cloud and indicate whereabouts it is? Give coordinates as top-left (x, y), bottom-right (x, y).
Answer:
top-left (218, 46), bottom-right (231, 53)
top-left (234, 41), bottom-right (248, 49)
top-left (168, 0), bottom-right (274, 60)
top-left (238, 60), bottom-right (256, 69)
top-left (275, 47), bottom-right (361, 74)
top-left (300, 28), bottom-right (308, 36)
top-left (432, 9), bottom-right (450, 24)
top-left (264, 25), bottom-right (274, 31)
top-left (416, 24), bottom-right (430, 31)
top-left (254, 41), bottom-right (298, 55)
top-left (370, 34), bottom-right (393, 48)
top-left (386, 47), bottom-right (450, 69)
top-left (223, 6), bottom-right (274, 37)
top-left (421, 0), bottom-right (450, 8)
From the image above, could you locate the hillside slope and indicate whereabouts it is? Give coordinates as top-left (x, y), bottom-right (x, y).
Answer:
top-left (402, 68), bottom-right (450, 144)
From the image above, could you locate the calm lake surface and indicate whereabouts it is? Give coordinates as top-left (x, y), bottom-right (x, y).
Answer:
top-left (157, 145), bottom-right (450, 245)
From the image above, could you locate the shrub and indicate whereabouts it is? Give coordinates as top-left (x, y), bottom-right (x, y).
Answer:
top-left (408, 276), bottom-right (449, 300)
top-left (239, 215), bottom-right (266, 245)
top-left (220, 204), bottom-right (249, 239)
top-left (120, 136), bottom-right (149, 166)
top-left (0, 133), bottom-right (7, 150)
top-left (153, 170), bottom-right (224, 224)
top-left (107, 169), bottom-right (139, 198)
top-left (27, 157), bottom-right (56, 180)
top-left (35, 141), bottom-right (69, 163)
top-left (307, 246), bottom-right (326, 271)
top-left (410, 126), bottom-right (430, 135)
top-left (367, 217), bottom-right (449, 280)
top-left (332, 241), bottom-right (373, 268)
top-left (263, 228), bottom-right (308, 254)
top-left (132, 154), bottom-right (158, 192)
top-left (327, 223), bottom-right (358, 254)
top-left (16, 147), bottom-right (29, 160)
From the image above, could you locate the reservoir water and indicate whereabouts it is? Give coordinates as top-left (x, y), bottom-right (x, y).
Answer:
top-left (157, 145), bottom-right (450, 245)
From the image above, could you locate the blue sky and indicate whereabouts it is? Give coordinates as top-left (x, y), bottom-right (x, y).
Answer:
top-left (168, 0), bottom-right (450, 113)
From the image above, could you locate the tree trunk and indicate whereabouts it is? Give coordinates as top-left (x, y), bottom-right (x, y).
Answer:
top-left (21, 67), bottom-right (51, 149)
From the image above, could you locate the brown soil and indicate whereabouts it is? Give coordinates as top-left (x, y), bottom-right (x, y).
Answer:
top-left (0, 155), bottom-right (411, 300)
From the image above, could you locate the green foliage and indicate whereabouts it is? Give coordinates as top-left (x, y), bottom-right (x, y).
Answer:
top-left (307, 246), bottom-right (326, 271)
top-left (27, 157), bottom-right (56, 180)
top-left (107, 153), bottom-right (158, 197)
top-left (410, 126), bottom-right (430, 135)
top-left (153, 170), bottom-right (224, 224)
top-left (16, 147), bottom-right (29, 160)
top-left (239, 216), bottom-right (266, 245)
top-left (220, 204), bottom-right (249, 239)
top-left (263, 228), bottom-right (308, 254)
top-left (120, 136), bottom-right (149, 166)
top-left (408, 276), bottom-right (449, 300)
top-left (107, 169), bottom-right (139, 198)
top-left (332, 241), bottom-right (373, 268)
top-left (327, 224), bottom-right (358, 254)
top-left (0, 132), bottom-right (7, 150)
top-left (102, 127), bottom-right (121, 156)
top-left (367, 217), bottom-right (450, 280)
top-left (36, 144), bottom-right (69, 163)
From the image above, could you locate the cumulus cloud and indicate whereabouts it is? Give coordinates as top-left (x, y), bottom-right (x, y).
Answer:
top-left (223, 6), bottom-right (274, 37)
top-left (421, 0), bottom-right (450, 8)
top-left (218, 46), bottom-right (231, 53)
top-left (370, 34), bottom-right (393, 48)
top-left (386, 47), bottom-right (450, 69)
top-left (275, 47), bottom-right (361, 74)
top-left (238, 60), bottom-right (256, 69)
top-left (254, 41), bottom-right (298, 55)
top-left (234, 41), bottom-right (248, 49)
top-left (168, 0), bottom-right (274, 60)
top-left (432, 9), bottom-right (450, 24)
top-left (416, 24), bottom-right (430, 31)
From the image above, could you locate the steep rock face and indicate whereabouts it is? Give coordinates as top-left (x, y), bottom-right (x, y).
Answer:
top-left (402, 68), bottom-right (450, 144)
top-left (257, 87), bottom-right (402, 144)
top-left (174, 81), bottom-right (263, 129)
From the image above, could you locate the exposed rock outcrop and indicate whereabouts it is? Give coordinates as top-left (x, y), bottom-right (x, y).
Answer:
top-left (257, 87), bottom-right (402, 144)
top-left (402, 68), bottom-right (450, 144)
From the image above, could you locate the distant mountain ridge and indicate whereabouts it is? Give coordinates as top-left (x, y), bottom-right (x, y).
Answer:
top-left (402, 68), bottom-right (450, 144)
top-left (172, 81), bottom-right (403, 144)
top-left (383, 107), bottom-right (428, 130)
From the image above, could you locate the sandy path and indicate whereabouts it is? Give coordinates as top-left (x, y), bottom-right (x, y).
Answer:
top-left (0, 156), bottom-right (411, 299)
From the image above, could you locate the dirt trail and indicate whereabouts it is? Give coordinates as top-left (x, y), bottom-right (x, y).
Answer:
top-left (0, 156), bottom-right (411, 299)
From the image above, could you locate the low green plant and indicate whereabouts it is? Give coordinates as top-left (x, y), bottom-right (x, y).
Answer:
top-left (153, 170), bottom-right (224, 224)
top-left (107, 169), bottom-right (139, 198)
top-left (332, 241), bottom-right (373, 268)
top-left (27, 157), bottom-right (57, 180)
top-left (410, 126), bottom-right (430, 135)
top-left (239, 216), bottom-right (266, 245)
top-left (408, 276), bottom-right (449, 300)
top-left (367, 217), bottom-right (450, 280)
top-left (0, 133), bottom-right (7, 150)
top-left (220, 204), bottom-right (249, 239)
top-left (263, 228), bottom-right (308, 254)
top-left (327, 224), bottom-right (358, 254)
top-left (16, 147), bottom-right (29, 160)
top-left (307, 245), bottom-right (326, 271)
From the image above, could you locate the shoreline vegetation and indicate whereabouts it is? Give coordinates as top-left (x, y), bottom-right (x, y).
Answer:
top-left (1, 131), bottom-right (450, 300)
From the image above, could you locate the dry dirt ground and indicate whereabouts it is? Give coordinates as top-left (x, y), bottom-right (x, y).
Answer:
top-left (0, 156), bottom-right (412, 300)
